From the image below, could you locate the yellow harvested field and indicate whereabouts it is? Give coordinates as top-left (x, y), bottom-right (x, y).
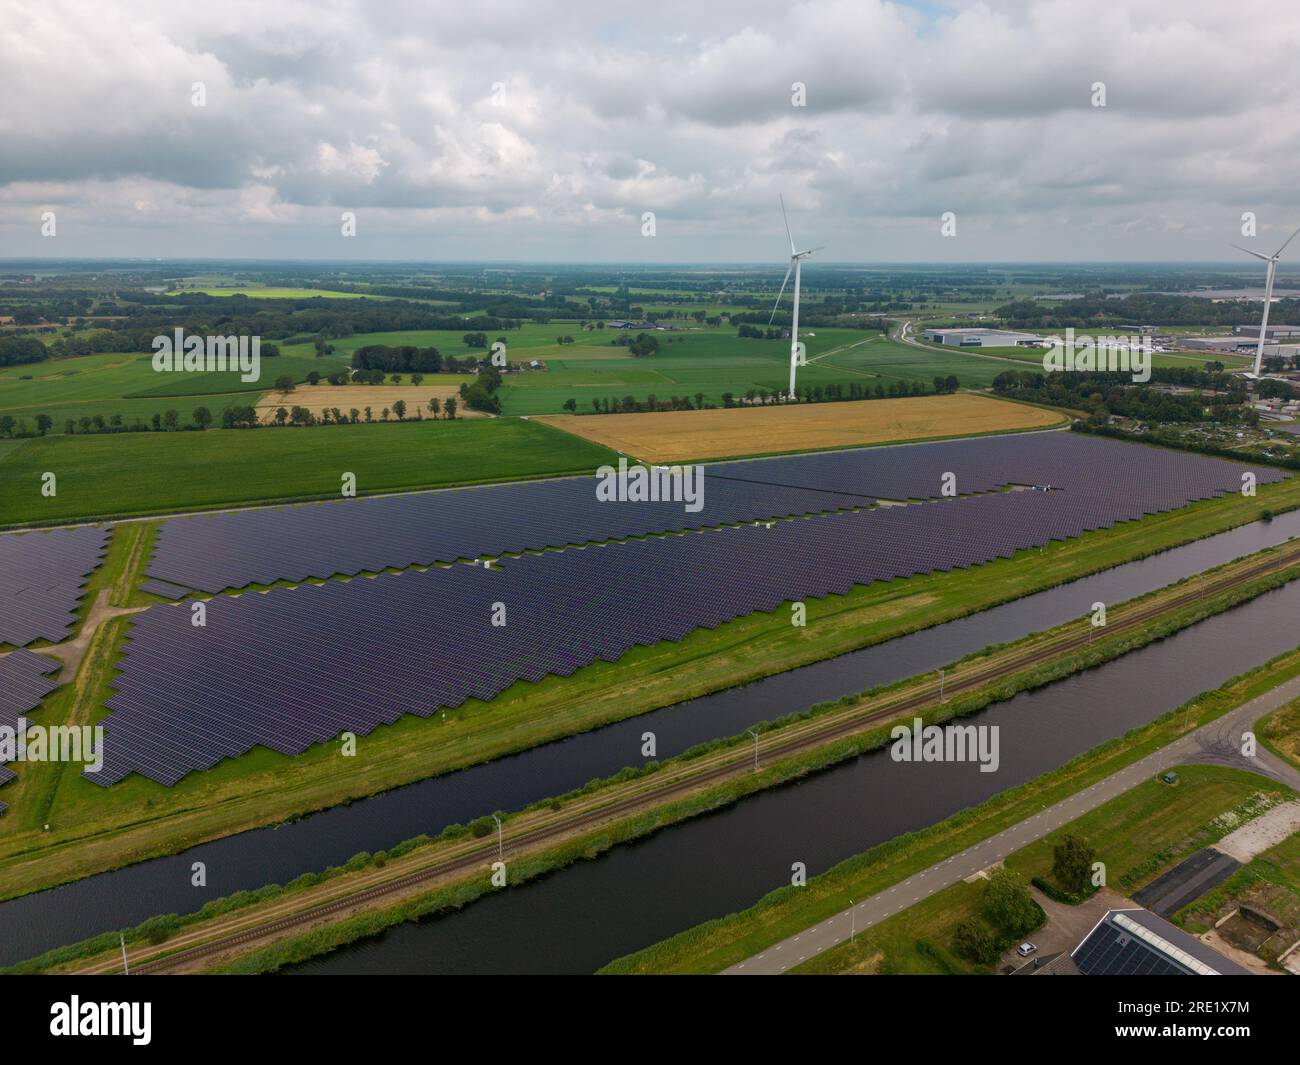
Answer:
top-left (254, 384), bottom-right (488, 423)
top-left (535, 394), bottom-right (1063, 462)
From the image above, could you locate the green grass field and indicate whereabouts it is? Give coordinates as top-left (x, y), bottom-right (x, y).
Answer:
top-left (1, 323), bottom-right (1075, 430)
top-left (1004, 765), bottom-right (1288, 895)
top-left (0, 348), bottom-right (352, 427)
top-left (0, 419), bottom-right (618, 525)
top-left (495, 329), bottom-right (1012, 415)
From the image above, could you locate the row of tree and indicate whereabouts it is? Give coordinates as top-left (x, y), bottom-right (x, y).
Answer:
top-left (991, 368), bottom-right (1256, 426)
top-left (568, 376), bottom-right (956, 416)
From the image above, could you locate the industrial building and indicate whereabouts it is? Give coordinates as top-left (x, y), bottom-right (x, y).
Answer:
top-left (922, 327), bottom-right (1042, 347)
top-left (1233, 324), bottom-right (1300, 339)
top-left (1181, 335), bottom-right (1280, 357)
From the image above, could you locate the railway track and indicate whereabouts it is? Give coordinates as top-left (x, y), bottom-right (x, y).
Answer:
top-left (88, 539), bottom-right (1300, 975)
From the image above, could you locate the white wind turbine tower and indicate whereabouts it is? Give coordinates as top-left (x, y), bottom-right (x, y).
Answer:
top-left (768, 196), bottom-right (823, 399)
top-left (1231, 223), bottom-right (1300, 378)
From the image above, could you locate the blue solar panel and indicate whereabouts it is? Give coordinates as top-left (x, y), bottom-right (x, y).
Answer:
top-left (90, 428), bottom-right (1286, 787)
top-left (0, 649), bottom-right (62, 814)
top-left (0, 527), bottom-right (109, 647)
top-left (145, 475), bottom-right (869, 594)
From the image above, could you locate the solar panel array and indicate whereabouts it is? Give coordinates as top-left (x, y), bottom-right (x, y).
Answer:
top-left (710, 429), bottom-right (1285, 503)
top-left (145, 432), bottom-right (1283, 596)
top-left (91, 430), bottom-right (1284, 787)
top-left (0, 649), bottom-right (62, 814)
top-left (0, 527), bottom-right (110, 647)
top-left (145, 475), bottom-right (869, 594)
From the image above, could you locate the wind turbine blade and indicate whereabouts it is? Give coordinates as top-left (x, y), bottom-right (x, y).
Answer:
top-left (768, 259), bottom-right (794, 325)
top-left (1230, 242), bottom-right (1272, 262)
top-left (802, 245), bottom-right (826, 255)
top-left (1273, 224), bottom-right (1300, 259)
top-left (780, 195), bottom-right (795, 255)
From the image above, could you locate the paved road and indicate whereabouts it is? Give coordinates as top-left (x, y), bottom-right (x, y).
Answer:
top-left (727, 672), bottom-right (1300, 974)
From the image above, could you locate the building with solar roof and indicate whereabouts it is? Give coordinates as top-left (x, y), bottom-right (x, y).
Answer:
top-left (1054, 908), bottom-right (1252, 976)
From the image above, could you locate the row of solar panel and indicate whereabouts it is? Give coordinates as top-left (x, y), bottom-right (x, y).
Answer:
top-left (146, 473), bottom-right (871, 594)
top-left (93, 471), bottom-right (1247, 786)
top-left (0, 649), bottom-right (63, 814)
top-left (0, 527), bottom-right (110, 647)
top-left (143, 431), bottom-right (1281, 596)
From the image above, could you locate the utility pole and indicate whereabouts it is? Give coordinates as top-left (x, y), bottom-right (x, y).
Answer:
top-left (747, 729), bottom-right (760, 771)
top-left (939, 668), bottom-right (945, 702)
top-left (492, 813), bottom-right (503, 862)
top-left (120, 932), bottom-right (129, 976)
top-left (849, 899), bottom-right (856, 942)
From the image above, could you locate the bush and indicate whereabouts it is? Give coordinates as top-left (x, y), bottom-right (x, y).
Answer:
top-left (953, 919), bottom-right (1000, 965)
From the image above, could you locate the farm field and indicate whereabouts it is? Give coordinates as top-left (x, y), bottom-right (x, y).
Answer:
top-left (536, 393), bottom-right (1065, 463)
top-left (500, 330), bottom-right (1012, 415)
top-left (1, 326), bottom-right (1023, 430)
top-left (0, 419), bottom-right (616, 526)
top-left (164, 287), bottom-right (375, 299)
top-left (254, 383), bottom-right (485, 423)
top-left (0, 348), bottom-right (351, 427)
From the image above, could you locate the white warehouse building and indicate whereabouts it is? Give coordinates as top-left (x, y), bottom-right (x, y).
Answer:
top-left (923, 327), bottom-right (1042, 347)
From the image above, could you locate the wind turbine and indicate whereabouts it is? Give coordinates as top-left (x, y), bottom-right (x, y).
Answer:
top-left (1231, 223), bottom-right (1300, 377)
top-left (768, 196), bottom-right (823, 399)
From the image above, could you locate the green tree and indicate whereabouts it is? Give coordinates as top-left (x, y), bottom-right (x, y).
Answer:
top-left (393, 399), bottom-right (407, 421)
top-left (275, 374), bottom-right (295, 393)
top-left (1052, 835), bottom-right (1097, 896)
top-left (444, 396), bottom-right (457, 420)
top-left (192, 406), bottom-right (213, 429)
top-left (981, 869), bottom-right (1041, 938)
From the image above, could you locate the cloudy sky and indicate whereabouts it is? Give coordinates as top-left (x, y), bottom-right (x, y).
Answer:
top-left (1, 0), bottom-right (1298, 263)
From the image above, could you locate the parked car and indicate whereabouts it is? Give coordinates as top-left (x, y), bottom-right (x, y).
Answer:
top-left (1016, 942), bottom-right (1038, 958)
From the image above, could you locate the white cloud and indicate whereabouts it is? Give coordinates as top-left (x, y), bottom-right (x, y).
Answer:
top-left (0, 0), bottom-right (1297, 260)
